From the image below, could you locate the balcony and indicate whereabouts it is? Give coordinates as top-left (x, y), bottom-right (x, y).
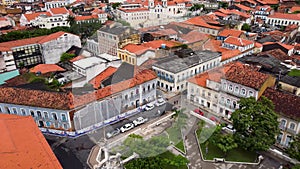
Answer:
top-left (286, 128), bottom-right (297, 135)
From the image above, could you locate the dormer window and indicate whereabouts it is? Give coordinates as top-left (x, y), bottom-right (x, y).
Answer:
top-left (241, 88), bottom-right (246, 95)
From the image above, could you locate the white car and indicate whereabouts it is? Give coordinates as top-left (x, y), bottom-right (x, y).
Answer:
top-left (155, 98), bottom-right (166, 106)
top-left (120, 123), bottom-right (134, 133)
top-left (222, 124), bottom-right (236, 134)
top-left (133, 117), bottom-right (148, 126)
top-left (106, 128), bottom-right (120, 138)
top-left (144, 103), bottom-right (155, 111)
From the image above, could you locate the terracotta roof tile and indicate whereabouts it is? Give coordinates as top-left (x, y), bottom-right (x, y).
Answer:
top-left (118, 7), bottom-right (149, 12)
top-left (263, 88), bottom-right (300, 120)
top-left (268, 12), bottom-right (300, 20)
top-left (122, 44), bottom-right (153, 55)
top-left (214, 11), bottom-right (229, 17)
top-left (180, 30), bottom-right (210, 44)
top-left (88, 66), bottom-right (117, 89)
top-left (30, 64), bottom-right (65, 74)
top-left (290, 6), bottom-right (300, 13)
top-left (259, 49), bottom-right (290, 62)
top-left (203, 39), bottom-right (228, 52)
top-left (256, 0), bottom-right (279, 5)
top-left (188, 62), bottom-right (238, 86)
top-left (0, 114), bottom-right (62, 169)
top-left (69, 55), bottom-right (85, 62)
top-left (219, 29), bottom-right (244, 38)
top-left (23, 12), bottom-right (51, 21)
top-left (263, 42), bottom-right (294, 50)
top-left (49, 7), bottom-right (69, 15)
top-left (234, 4), bottom-right (252, 11)
top-left (184, 16), bottom-right (222, 30)
top-left (224, 62), bottom-right (270, 89)
top-left (224, 36), bottom-right (254, 46)
top-left (221, 49), bottom-right (241, 61)
top-left (0, 31), bottom-right (73, 50)
top-left (0, 69), bottom-right (157, 110)
top-left (75, 15), bottom-right (98, 21)
top-left (229, 9), bottom-right (251, 18)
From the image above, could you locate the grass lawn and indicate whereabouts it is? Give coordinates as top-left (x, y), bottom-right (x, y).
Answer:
top-left (159, 151), bottom-right (188, 169)
top-left (200, 141), bottom-right (257, 162)
top-left (175, 140), bottom-right (185, 153)
top-left (288, 69), bottom-right (300, 77)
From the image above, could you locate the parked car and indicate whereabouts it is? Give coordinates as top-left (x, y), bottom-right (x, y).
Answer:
top-left (144, 103), bottom-right (155, 111)
top-left (222, 124), bottom-right (236, 133)
top-left (120, 123), bottom-right (134, 133)
top-left (155, 98), bottom-right (166, 106)
top-left (133, 117), bottom-right (148, 126)
top-left (106, 128), bottom-right (120, 138)
top-left (193, 108), bottom-right (204, 116)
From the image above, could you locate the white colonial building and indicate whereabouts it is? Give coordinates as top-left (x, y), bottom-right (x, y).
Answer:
top-left (152, 49), bottom-right (221, 92)
top-left (20, 7), bottom-right (72, 29)
top-left (266, 13), bottom-right (300, 27)
top-left (222, 36), bottom-right (254, 53)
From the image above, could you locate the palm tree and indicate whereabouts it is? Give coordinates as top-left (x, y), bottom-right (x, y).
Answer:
top-left (66, 15), bottom-right (75, 26)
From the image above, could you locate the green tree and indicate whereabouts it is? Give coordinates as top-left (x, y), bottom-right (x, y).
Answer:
top-left (60, 53), bottom-right (76, 62)
top-left (218, 2), bottom-right (228, 9)
top-left (112, 2), bottom-right (121, 9)
top-left (287, 134), bottom-right (300, 161)
top-left (292, 164), bottom-right (300, 169)
top-left (231, 97), bottom-right (279, 151)
top-left (241, 23), bottom-right (251, 32)
top-left (189, 4), bottom-right (204, 11)
top-left (66, 15), bottom-right (76, 26)
top-left (215, 134), bottom-right (238, 157)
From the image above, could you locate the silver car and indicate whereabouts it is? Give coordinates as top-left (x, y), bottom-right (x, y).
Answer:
top-left (106, 128), bottom-right (120, 138)
top-left (120, 123), bottom-right (134, 133)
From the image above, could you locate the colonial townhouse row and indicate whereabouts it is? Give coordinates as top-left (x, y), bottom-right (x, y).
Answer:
top-left (0, 64), bottom-right (158, 132)
top-left (187, 61), bottom-right (299, 148)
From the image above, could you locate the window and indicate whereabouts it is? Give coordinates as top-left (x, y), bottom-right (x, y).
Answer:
top-left (44, 112), bottom-right (49, 119)
top-left (37, 111), bottom-right (42, 118)
top-left (280, 119), bottom-right (286, 128)
top-left (241, 88), bottom-right (246, 95)
top-left (12, 108), bottom-right (17, 114)
top-left (228, 84), bottom-right (233, 91)
top-left (290, 123), bottom-right (295, 130)
top-left (226, 99), bottom-right (230, 104)
top-left (52, 113), bottom-right (58, 120)
top-left (4, 106), bottom-right (10, 114)
top-left (21, 109), bottom-right (26, 115)
top-left (248, 91), bottom-right (254, 97)
top-left (30, 110), bottom-right (35, 117)
top-left (276, 133), bottom-right (283, 144)
top-left (61, 114), bottom-right (67, 122)
top-left (234, 86), bottom-right (239, 93)
top-left (223, 82), bottom-right (227, 90)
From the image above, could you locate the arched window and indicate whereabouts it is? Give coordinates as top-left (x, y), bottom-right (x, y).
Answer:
top-left (280, 119), bottom-right (286, 127)
top-left (290, 123), bottom-right (295, 130)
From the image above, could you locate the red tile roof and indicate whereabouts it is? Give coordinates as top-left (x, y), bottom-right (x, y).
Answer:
top-left (290, 6), bottom-right (300, 13)
top-left (268, 12), bottom-right (300, 20)
top-left (0, 114), bottom-right (62, 169)
top-left (184, 16), bottom-right (222, 30)
top-left (224, 62), bottom-right (270, 89)
top-left (180, 30), bottom-right (210, 44)
top-left (224, 36), bottom-right (254, 47)
top-left (234, 4), bottom-right (252, 11)
top-left (49, 7), bottom-right (69, 15)
top-left (23, 12), bottom-right (51, 21)
top-left (203, 39), bottom-right (229, 52)
top-left (259, 49), bottom-right (290, 62)
top-left (229, 9), bottom-right (251, 18)
top-left (69, 55), bottom-right (85, 62)
top-left (188, 62), bottom-right (238, 86)
top-left (122, 44), bottom-right (153, 55)
top-left (221, 49), bottom-right (241, 61)
top-left (118, 7), bottom-right (149, 12)
top-left (255, 42), bottom-right (263, 48)
top-left (214, 11), bottom-right (229, 17)
top-left (256, 0), bottom-right (279, 5)
top-left (0, 69), bottom-right (157, 110)
top-left (263, 42), bottom-right (294, 50)
top-left (88, 66), bottom-right (117, 89)
top-left (219, 29), bottom-right (244, 37)
top-left (0, 31), bottom-right (73, 50)
top-left (263, 88), bottom-right (300, 120)
top-left (30, 64), bottom-right (65, 74)
top-left (75, 15), bottom-right (98, 21)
